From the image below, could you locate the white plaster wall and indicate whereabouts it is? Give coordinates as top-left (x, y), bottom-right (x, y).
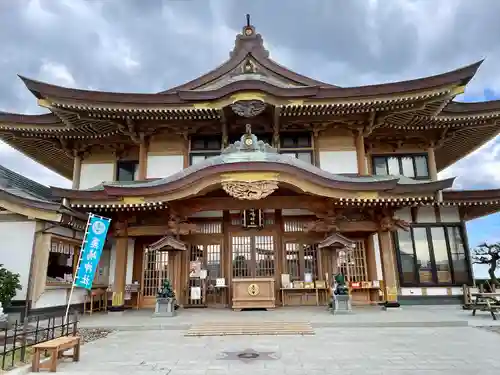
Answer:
top-left (440, 207), bottom-right (461, 222)
top-left (426, 287), bottom-right (449, 296)
top-left (282, 209), bottom-right (315, 216)
top-left (416, 207), bottom-right (437, 223)
top-left (0, 221), bottom-right (36, 300)
top-left (80, 163), bottom-right (114, 189)
top-left (372, 233), bottom-right (383, 281)
top-left (71, 288), bottom-right (87, 305)
top-left (33, 288), bottom-right (68, 309)
top-left (394, 208), bottom-right (412, 223)
top-left (400, 288), bottom-right (423, 296)
top-left (319, 151), bottom-right (358, 174)
top-left (146, 155), bottom-right (184, 179)
top-left (191, 211), bottom-right (223, 218)
top-left (109, 238), bottom-right (136, 285)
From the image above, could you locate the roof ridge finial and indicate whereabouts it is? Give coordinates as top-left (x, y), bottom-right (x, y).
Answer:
top-left (246, 14), bottom-right (251, 28)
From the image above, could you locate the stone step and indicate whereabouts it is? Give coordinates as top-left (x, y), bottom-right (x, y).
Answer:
top-left (185, 321), bottom-right (315, 336)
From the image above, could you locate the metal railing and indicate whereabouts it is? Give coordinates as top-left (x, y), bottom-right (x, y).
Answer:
top-left (0, 310), bottom-right (79, 370)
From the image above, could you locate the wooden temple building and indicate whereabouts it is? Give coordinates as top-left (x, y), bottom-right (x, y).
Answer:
top-left (2, 19), bottom-right (500, 311)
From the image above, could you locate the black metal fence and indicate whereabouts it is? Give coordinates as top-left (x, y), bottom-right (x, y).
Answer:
top-left (0, 310), bottom-right (79, 370)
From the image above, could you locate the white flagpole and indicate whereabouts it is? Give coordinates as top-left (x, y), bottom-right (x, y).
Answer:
top-left (64, 213), bottom-right (93, 325)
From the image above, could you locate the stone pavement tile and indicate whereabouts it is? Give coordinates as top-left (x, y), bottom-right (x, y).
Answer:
top-left (54, 324), bottom-right (500, 375)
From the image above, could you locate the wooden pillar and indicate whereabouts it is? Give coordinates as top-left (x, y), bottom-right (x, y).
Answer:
top-left (365, 234), bottom-right (378, 304)
top-left (112, 236), bottom-right (128, 310)
top-left (427, 144), bottom-right (442, 202)
top-left (427, 146), bottom-right (438, 181)
top-left (275, 210), bottom-right (283, 305)
top-left (355, 130), bottom-right (367, 175)
top-left (72, 152), bottom-right (82, 189)
top-left (137, 138), bottom-right (148, 180)
top-left (378, 230), bottom-right (399, 304)
top-left (167, 251), bottom-right (180, 298)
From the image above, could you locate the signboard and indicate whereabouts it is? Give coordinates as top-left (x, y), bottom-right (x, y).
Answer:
top-left (242, 209), bottom-right (263, 229)
top-left (74, 214), bottom-right (111, 289)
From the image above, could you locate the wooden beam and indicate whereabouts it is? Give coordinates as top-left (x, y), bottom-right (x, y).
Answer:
top-left (128, 220), bottom-right (379, 237)
top-left (169, 196), bottom-right (328, 216)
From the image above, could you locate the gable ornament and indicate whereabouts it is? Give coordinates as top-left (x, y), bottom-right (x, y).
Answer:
top-left (222, 180), bottom-right (279, 200)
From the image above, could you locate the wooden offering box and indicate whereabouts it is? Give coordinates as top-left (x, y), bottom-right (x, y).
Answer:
top-left (232, 278), bottom-right (275, 310)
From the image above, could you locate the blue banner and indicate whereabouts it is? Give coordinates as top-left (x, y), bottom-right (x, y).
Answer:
top-left (74, 214), bottom-right (111, 290)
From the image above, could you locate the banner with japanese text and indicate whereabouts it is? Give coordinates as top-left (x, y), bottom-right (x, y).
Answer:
top-left (74, 213), bottom-right (111, 290)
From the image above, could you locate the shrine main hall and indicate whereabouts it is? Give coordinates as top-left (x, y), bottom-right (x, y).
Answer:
top-left (2, 19), bottom-right (500, 313)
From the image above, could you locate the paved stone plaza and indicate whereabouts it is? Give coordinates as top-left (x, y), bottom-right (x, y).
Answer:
top-left (54, 307), bottom-right (500, 375)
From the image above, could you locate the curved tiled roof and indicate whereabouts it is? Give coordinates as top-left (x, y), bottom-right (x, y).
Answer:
top-left (51, 131), bottom-right (454, 200)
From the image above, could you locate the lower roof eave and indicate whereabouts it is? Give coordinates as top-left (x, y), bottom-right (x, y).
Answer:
top-left (442, 189), bottom-right (500, 221)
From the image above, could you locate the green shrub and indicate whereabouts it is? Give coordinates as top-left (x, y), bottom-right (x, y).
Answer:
top-left (0, 264), bottom-right (22, 307)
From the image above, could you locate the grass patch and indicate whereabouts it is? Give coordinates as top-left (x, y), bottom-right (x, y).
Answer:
top-left (0, 346), bottom-right (34, 372)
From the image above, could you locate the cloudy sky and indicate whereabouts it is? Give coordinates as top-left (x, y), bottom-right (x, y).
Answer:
top-left (1, 0), bottom-right (500, 262)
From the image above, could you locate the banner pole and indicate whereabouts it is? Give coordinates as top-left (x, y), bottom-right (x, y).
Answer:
top-left (64, 213), bottom-right (93, 325)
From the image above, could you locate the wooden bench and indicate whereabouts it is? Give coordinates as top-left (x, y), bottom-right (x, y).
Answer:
top-left (32, 336), bottom-right (81, 372)
top-left (471, 294), bottom-right (500, 321)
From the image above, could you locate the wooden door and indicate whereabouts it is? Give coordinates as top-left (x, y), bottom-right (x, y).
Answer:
top-left (185, 240), bottom-right (223, 307)
top-left (141, 248), bottom-right (169, 308)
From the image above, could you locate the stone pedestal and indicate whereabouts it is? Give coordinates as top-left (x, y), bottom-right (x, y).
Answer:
top-left (154, 298), bottom-right (176, 317)
top-left (331, 295), bottom-right (352, 314)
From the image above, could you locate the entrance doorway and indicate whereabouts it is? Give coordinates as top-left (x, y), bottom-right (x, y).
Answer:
top-left (186, 241), bottom-right (223, 307)
top-left (231, 233), bottom-right (276, 279)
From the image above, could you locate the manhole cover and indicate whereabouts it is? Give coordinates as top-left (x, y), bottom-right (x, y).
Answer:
top-left (237, 352), bottom-right (260, 359)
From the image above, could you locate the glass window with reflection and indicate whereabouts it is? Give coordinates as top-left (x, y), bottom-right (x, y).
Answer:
top-left (447, 226), bottom-right (469, 284)
top-left (189, 136), bottom-right (221, 166)
top-left (395, 225), bottom-right (471, 286)
top-left (116, 160), bottom-right (138, 182)
top-left (372, 154), bottom-right (429, 179)
top-left (279, 133), bottom-right (313, 164)
top-left (396, 230), bottom-right (417, 284)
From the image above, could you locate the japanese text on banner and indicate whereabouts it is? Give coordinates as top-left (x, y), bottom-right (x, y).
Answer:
top-left (74, 214), bottom-right (111, 290)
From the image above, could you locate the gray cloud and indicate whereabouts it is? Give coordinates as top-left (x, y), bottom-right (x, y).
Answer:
top-left (1, 0), bottom-right (500, 188)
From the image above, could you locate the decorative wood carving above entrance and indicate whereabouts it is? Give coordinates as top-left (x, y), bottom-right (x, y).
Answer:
top-left (230, 100), bottom-right (267, 118)
top-left (222, 180), bottom-right (279, 200)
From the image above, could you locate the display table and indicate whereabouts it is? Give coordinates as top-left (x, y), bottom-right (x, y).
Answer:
top-left (281, 287), bottom-right (329, 306)
top-left (232, 278), bottom-right (275, 311)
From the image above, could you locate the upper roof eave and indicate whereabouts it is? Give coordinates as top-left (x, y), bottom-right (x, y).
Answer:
top-left (0, 111), bottom-right (62, 125)
top-left (441, 99), bottom-right (500, 115)
top-left (17, 60), bottom-right (484, 109)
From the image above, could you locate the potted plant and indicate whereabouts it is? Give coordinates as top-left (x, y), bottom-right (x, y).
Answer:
top-left (155, 279), bottom-right (178, 317)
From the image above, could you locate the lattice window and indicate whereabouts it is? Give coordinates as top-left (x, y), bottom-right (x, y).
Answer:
top-left (232, 235), bottom-right (275, 278)
top-left (232, 236), bottom-right (252, 277)
top-left (284, 220), bottom-right (305, 232)
top-left (143, 250), bottom-right (169, 297)
top-left (284, 242), bottom-right (318, 281)
top-left (304, 244), bottom-right (318, 281)
top-left (255, 235), bottom-right (275, 277)
top-left (285, 243), bottom-right (300, 281)
top-left (337, 240), bottom-right (367, 282)
top-left (197, 222), bottom-right (222, 234)
top-left (206, 244), bottom-right (222, 283)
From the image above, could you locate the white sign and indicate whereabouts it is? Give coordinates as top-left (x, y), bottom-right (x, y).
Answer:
top-left (215, 278), bottom-right (226, 287)
top-left (190, 287), bottom-right (201, 300)
top-left (199, 270), bottom-right (208, 280)
top-left (304, 273), bottom-right (313, 283)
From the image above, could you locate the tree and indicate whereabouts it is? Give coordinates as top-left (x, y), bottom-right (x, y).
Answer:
top-left (157, 279), bottom-right (175, 299)
top-left (472, 243), bottom-right (500, 286)
top-left (0, 264), bottom-right (22, 307)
